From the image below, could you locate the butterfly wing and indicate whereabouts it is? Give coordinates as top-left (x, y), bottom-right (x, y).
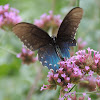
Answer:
top-left (13, 22), bottom-right (60, 71)
top-left (58, 40), bottom-right (76, 58)
top-left (57, 7), bottom-right (83, 43)
top-left (38, 44), bottom-right (60, 72)
top-left (56, 7), bottom-right (83, 58)
top-left (12, 22), bottom-right (52, 51)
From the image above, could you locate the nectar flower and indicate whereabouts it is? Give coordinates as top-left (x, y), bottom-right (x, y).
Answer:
top-left (67, 83), bottom-right (73, 88)
top-left (79, 76), bottom-right (96, 91)
top-left (0, 4), bottom-right (21, 30)
top-left (88, 97), bottom-right (91, 100)
top-left (41, 48), bottom-right (100, 99)
top-left (96, 75), bottom-right (100, 90)
top-left (17, 46), bottom-right (37, 65)
top-left (34, 11), bottom-right (62, 37)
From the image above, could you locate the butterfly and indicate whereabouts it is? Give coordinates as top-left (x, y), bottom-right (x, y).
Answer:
top-left (13, 7), bottom-right (83, 72)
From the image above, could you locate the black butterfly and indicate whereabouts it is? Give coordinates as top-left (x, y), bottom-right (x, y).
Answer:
top-left (13, 7), bottom-right (83, 72)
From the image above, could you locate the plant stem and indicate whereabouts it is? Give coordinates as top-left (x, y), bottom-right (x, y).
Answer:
top-left (76, 0), bottom-right (80, 7)
top-left (68, 84), bottom-right (76, 93)
top-left (52, 0), bottom-right (56, 14)
top-left (0, 46), bottom-right (17, 55)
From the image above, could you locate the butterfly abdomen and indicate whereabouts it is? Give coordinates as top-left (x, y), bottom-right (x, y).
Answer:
top-left (52, 37), bottom-right (70, 61)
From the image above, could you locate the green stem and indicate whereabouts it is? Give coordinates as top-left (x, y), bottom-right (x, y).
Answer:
top-left (0, 32), bottom-right (5, 42)
top-left (0, 46), bottom-right (17, 55)
top-left (68, 84), bottom-right (76, 93)
top-left (76, 0), bottom-right (80, 7)
top-left (52, 0), bottom-right (56, 14)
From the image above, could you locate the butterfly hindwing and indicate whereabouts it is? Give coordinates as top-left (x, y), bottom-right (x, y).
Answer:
top-left (38, 44), bottom-right (60, 72)
top-left (13, 22), bottom-right (52, 50)
top-left (59, 40), bottom-right (76, 58)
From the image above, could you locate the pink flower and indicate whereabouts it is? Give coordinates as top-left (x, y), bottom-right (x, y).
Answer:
top-left (96, 75), bottom-right (100, 89)
top-left (64, 88), bottom-right (68, 91)
top-left (41, 48), bottom-right (100, 99)
top-left (85, 66), bottom-right (90, 70)
top-left (88, 97), bottom-right (91, 100)
top-left (82, 93), bottom-right (86, 96)
top-left (95, 59), bottom-right (99, 64)
top-left (67, 83), bottom-right (73, 88)
top-left (57, 78), bottom-right (61, 83)
top-left (66, 77), bottom-right (70, 81)
top-left (40, 84), bottom-right (48, 91)
top-left (88, 70), bottom-right (94, 76)
top-left (0, 4), bottom-right (21, 30)
top-left (61, 73), bottom-right (66, 78)
top-left (17, 46), bottom-right (37, 65)
top-left (4, 4), bottom-right (9, 11)
top-left (59, 68), bottom-right (63, 71)
top-left (59, 97), bottom-right (64, 100)
top-left (47, 72), bottom-right (53, 77)
top-left (54, 73), bottom-right (59, 78)
top-left (34, 11), bottom-right (62, 36)
top-left (67, 98), bottom-right (71, 100)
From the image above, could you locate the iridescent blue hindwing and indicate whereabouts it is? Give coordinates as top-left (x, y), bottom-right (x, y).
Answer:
top-left (38, 44), bottom-right (61, 72)
top-left (59, 41), bottom-right (76, 59)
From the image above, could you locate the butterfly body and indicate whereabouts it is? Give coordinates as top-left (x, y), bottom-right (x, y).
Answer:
top-left (13, 7), bottom-right (83, 72)
top-left (48, 37), bottom-right (64, 60)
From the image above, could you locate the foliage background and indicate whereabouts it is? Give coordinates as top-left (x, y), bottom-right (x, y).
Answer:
top-left (0, 0), bottom-right (100, 100)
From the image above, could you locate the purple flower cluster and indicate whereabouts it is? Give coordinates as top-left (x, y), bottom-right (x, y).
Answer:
top-left (60, 92), bottom-right (91, 100)
top-left (0, 4), bottom-right (21, 29)
top-left (34, 11), bottom-right (62, 36)
top-left (59, 92), bottom-right (92, 100)
top-left (41, 48), bottom-right (100, 99)
top-left (17, 46), bottom-right (37, 65)
top-left (79, 76), bottom-right (96, 91)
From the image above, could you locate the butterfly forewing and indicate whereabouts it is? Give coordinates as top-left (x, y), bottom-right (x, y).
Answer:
top-left (57, 7), bottom-right (83, 43)
top-left (13, 22), bottom-right (52, 50)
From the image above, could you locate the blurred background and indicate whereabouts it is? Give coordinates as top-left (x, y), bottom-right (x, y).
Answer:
top-left (0, 0), bottom-right (100, 100)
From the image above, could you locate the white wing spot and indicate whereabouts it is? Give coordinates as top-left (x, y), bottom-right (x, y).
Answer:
top-left (40, 61), bottom-right (42, 64)
top-left (74, 27), bottom-right (76, 30)
top-left (49, 64), bottom-right (52, 66)
top-left (24, 40), bottom-right (27, 42)
top-left (22, 36), bottom-right (24, 38)
top-left (44, 61), bottom-right (47, 63)
top-left (41, 57), bottom-right (43, 59)
top-left (28, 43), bottom-right (30, 46)
top-left (76, 28), bottom-right (78, 31)
top-left (54, 64), bottom-right (56, 67)
top-left (30, 46), bottom-right (33, 50)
